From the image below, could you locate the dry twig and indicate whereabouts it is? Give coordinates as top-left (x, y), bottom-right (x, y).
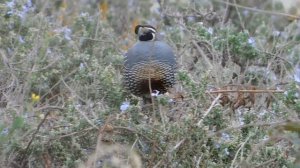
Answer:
top-left (207, 89), bottom-right (284, 94)
top-left (197, 94), bottom-right (222, 126)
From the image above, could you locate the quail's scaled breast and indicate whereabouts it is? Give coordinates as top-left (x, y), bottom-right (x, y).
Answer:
top-left (123, 25), bottom-right (176, 102)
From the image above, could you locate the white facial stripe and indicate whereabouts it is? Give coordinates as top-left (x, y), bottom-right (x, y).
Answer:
top-left (150, 33), bottom-right (156, 41)
top-left (147, 27), bottom-right (156, 33)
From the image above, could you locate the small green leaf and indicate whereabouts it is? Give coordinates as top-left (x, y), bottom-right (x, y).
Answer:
top-left (12, 116), bottom-right (24, 130)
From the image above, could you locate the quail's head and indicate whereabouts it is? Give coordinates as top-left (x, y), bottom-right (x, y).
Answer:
top-left (134, 25), bottom-right (157, 41)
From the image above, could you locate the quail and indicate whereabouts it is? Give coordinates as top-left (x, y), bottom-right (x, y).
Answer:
top-left (123, 25), bottom-right (176, 103)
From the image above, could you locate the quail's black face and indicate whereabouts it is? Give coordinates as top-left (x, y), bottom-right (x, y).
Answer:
top-left (135, 25), bottom-right (157, 41)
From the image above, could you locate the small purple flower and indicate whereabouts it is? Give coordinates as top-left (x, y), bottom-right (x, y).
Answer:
top-left (215, 143), bottom-right (220, 149)
top-left (262, 135), bottom-right (269, 141)
top-left (224, 148), bottom-right (230, 155)
top-left (221, 132), bottom-right (231, 141)
top-left (248, 37), bottom-right (256, 46)
top-left (6, 1), bottom-right (16, 8)
top-left (120, 101), bottom-right (130, 113)
top-left (54, 27), bottom-right (72, 41)
top-left (80, 12), bottom-right (89, 17)
top-left (46, 48), bottom-right (52, 54)
top-left (207, 27), bottom-right (213, 35)
top-left (6, 0), bottom-right (34, 21)
top-left (272, 31), bottom-right (281, 37)
top-left (18, 36), bottom-right (25, 43)
top-left (294, 65), bottom-right (300, 83)
top-left (242, 10), bottom-right (249, 17)
top-left (63, 27), bottom-right (72, 40)
top-left (1, 127), bottom-right (9, 135)
top-left (22, 0), bottom-right (33, 13)
top-left (79, 62), bottom-right (85, 70)
top-left (187, 16), bottom-right (195, 22)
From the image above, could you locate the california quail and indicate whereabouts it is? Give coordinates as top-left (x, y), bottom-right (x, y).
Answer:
top-left (124, 25), bottom-right (176, 103)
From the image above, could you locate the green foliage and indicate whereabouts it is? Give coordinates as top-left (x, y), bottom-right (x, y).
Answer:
top-left (196, 25), bottom-right (213, 40)
top-left (282, 82), bottom-right (300, 121)
top-left (203, 108), bottom-right (227, 130)
top-left (177, 71), bottom-right (206, 100)
top-left (0, 0), bottom-right (299, 167)
top-left (214, 30), bottom-right (259, 61)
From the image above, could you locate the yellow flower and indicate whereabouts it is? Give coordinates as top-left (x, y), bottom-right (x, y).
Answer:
top-left (31, 93), bottom-right (40, 102)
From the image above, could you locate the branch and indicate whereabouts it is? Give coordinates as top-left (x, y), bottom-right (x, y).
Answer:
top-left (197, 94), bottom-right (222, 126)
top-left (207, 89), bottom-right (284, 94)
top-left (215, 0), bottom-right (300, 19)
top-left (21, 111), bottom-right (51, 167)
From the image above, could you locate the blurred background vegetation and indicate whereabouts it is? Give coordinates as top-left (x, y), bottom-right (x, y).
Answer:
top-left (0, 0), bottom-right (300, 167)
